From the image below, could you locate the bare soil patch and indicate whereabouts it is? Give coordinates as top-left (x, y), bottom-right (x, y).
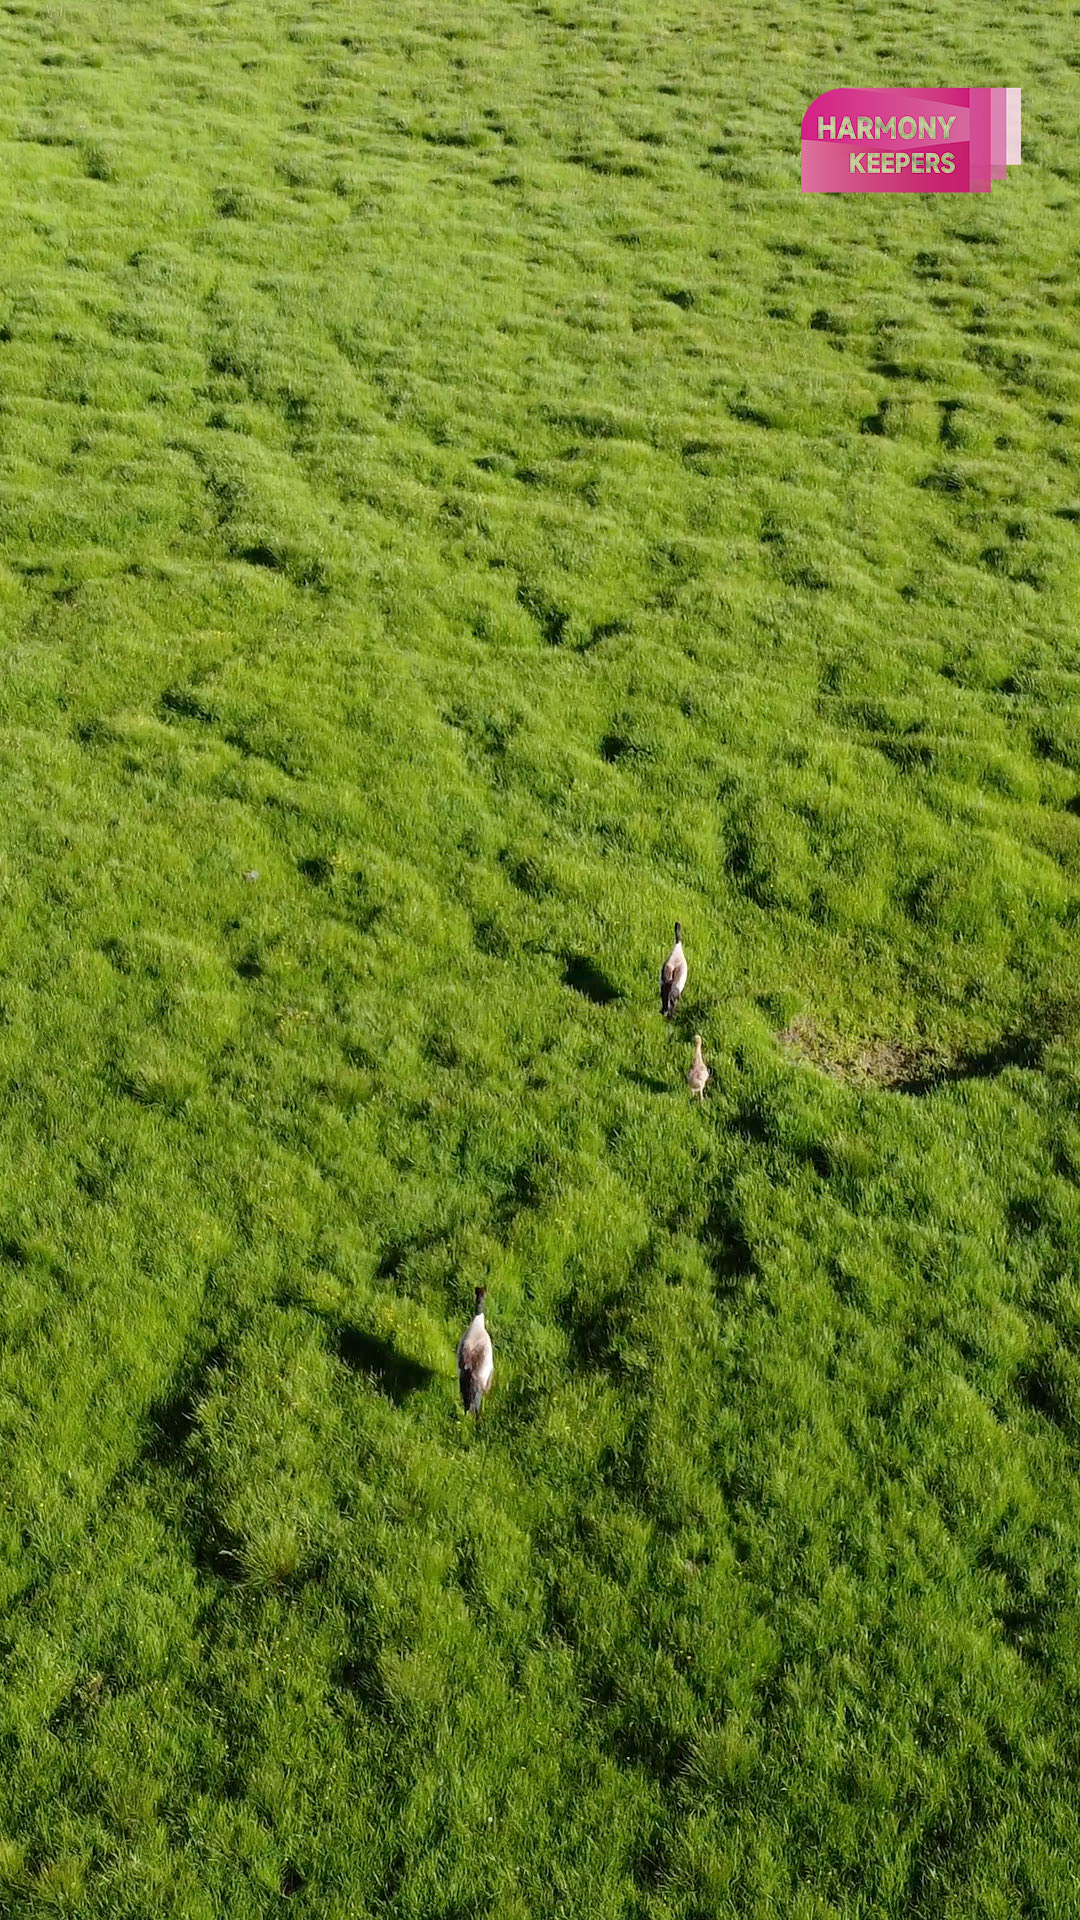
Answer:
top-left (777, 1017), bottom-right (1043, 1095)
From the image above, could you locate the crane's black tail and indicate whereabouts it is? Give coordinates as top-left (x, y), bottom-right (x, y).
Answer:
top-left (460, 1372), bottom-right (485, 1415)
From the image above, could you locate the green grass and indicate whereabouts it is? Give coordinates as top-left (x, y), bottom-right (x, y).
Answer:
top-left (0, 0), bottom-right (1079, 1913)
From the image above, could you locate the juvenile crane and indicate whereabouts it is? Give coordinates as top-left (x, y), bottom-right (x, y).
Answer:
top-left (457, 1286), bottom-right (494, 1416)
top-left (660, 921), bottom-right (688, 1018)
top-left (688, 1034), bottom-right (710, 1099)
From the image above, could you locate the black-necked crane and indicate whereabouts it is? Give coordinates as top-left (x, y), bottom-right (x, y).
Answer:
top-left (457, 1287), bottom-right (494, 1416)
top-left (660, 921), bottom-right (687, 1017)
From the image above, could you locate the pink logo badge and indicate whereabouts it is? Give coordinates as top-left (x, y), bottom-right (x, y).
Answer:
top-left (801, 88), bottom-right (1020, 193)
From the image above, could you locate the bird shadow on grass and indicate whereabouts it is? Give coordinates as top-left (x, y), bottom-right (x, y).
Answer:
top-left (333, 1594), bottom-right (396, 1722)
top-left (701, 1193), bottom-right (758, 1301)
top-left (621, 1068), bottom-right (671, 1094)
top-left (141, 1344), bottom-right (228, 1474)
top-left (562, 952), bottom-right (621, 1005)
top-left (557, 1290), bottom-right (631, 1382)
top-left (281, 1297), bottom-right (435, 1404)
top-left (336, 1327), bottom-right (435, 1402)
top-left (139, 1352), bottom-right (254, 1583)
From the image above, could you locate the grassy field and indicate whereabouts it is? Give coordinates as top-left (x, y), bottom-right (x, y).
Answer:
top-left (0, 0), bottom-right (1079, 1912)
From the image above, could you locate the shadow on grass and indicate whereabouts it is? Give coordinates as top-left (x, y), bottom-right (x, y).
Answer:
top-left (889, 1033), bottom-right (1043, 1095)
top-left (334, 1326), bottom-right (435, 1402)
top-left (620, 1068), bottom-right (671, 1094)
top-left (137, 1346), bottom-right (260, 1582)
top-left (142, 1345), bottom-right (228, 1472)
top-left (334, 1595), bottom-right (395, 1721)
top-left (701, 1193), bottom-right (757, 1297)
top-left (558, 1292), bottom-right (630, 1381)
top-left (283, 1293), bottom-right (435, 1403)
top-left (1015, 1361), bottom-right (1072, 1431)
top-left (272, 1282), bottom-right (438, 1405)
top-left (562, 953), bottom-right (620, 1004)
top-left (977, 1541), bottom-right (1065, 1674)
